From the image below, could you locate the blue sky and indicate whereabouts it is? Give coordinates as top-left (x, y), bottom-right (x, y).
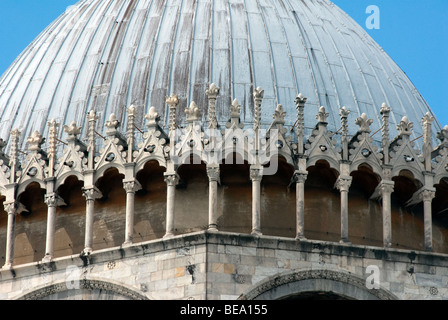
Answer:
top-left (0, 0), bottom-right (447, 125)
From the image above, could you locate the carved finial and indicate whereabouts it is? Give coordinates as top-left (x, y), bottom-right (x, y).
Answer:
top-left (9, 129), bottom-right (20, 182)
top-left (316, 106), bottom-right (329, 123)
top-left (27, 130), bottom-right (45, 153)
top-left (206, 83), bottom-right (220, 99)
top-left (295, 93), bottom-right (307, 108)
top-left (145, 106), bottom-right (160, 128)
top-left (295, 93), bottom-right (307, 155)
top-left (437, 125), bottom-right (448, 145)
top-left (380, 103), bottom-right (391, 164)
top-left (253, 87), bottom-right (264, 130)
top-left (127, 104), bottom-right (136, 117)
top-left (0, 139), bottom-right (6, 154)
top-left (355, 113), bottom-right (373, 133)
top-left (380, 103), bottom-right (390, 115)
top-left (339, 107), bottom-right (350, 160)
top-left (166, 94), bottom-right (179, 132)
top-left (339, 106), bottom-right (350, 121)
top-left (185, 101), bottom-right (201, 123)
top-left (253, 87), bottom-right (264, 101)
top-left (397, 116), bottom-right (413, 136)
top-left (48, 119), bottom-right (60, 176)
top-left (64, 121), bottom-right (82, 142)
top-left (126, 105), bottom-right (137, 163)
top-left (422, 112), bottom-right (434, 144)
top-left (226, 98), bottom-right (242, 129)
top-left (422, 112), bottom-right (435, 127)
top-left (206, 83), bottom-right (220, 129)
top-left (230, 99), bottom-right (241, 118)
top-left (273, 104), bottom-right (286, 125)
top-left (87, 109), bottom-right (98, 122)
top-left (105, 113), bottom-right (120, 137)
top-left (422, 112), bottom-right (435, 171)
top-left (48, 119), bottom-right (59, 158)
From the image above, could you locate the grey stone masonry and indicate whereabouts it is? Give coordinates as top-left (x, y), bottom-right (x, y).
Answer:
top-left (0, 231), bottom-right (447, 300)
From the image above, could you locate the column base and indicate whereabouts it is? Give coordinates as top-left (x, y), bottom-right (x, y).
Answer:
top-left (122, 240), bottom-right (133, 247)
top-left (295, 235), bottom-right (307, 241)
top-left (81, 247), bottom-right (93, 257)
top-left (2, 263), bottom-right (12, 270)
top-left (208, 225), bottom-right (219, 232)
top-left (383, 242), bottom-right (392, 248)
top-left (42, 254), bottom-right (53, 263)
top-left (339, 239), bottom-right (351, 245)
top-left (251, 230), bottom-right (262, 236)
top-left (163, 232), bottom-right (175, 239)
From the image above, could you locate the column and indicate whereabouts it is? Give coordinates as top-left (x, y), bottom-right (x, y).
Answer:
top-left (3, 201), bottom-right (16, 269)
top-left (207, 165), bottom-right (220, 231)
top-left (82, 186), bottom-right (102, 255)
top-left (250, 166), bottom-right (263, 236)
top-left (421, 189), bottom-right (436, 252)
top-left (336, 176), bottom-right (352, 243)
top-left (294, 170), bottom-right (308, 240)
top-left (379, 180), bottom-right (394, 247)
top-left (123, 180), bottom-right (142, 245)
top-left (43, 193), bottom-right (65, 262)
top-left (164, 173), bottom-right (179, 238)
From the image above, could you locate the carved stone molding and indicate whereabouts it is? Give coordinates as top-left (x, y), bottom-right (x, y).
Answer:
top-left (3, 201), bottom-right (17, 216)
top-left (379, 180), bottom-right (394, 195)
top-left (420, 189), bottom-right (436, 202)
top-left (238, 269), bottom-right (398, 301)
top-left (18, 279), bottom-right (149, 300)
top-left (164, 173), bottom-right (179, 187)
top-left (44, 193), bottom-right (66, 208)
top-left (123, 180), bottom-right (142, 193)
top-left (335, 176), bottom-right (352, 192)
top-left (206, 166), bottom-right (220, 182)
top-left (250, 167), bottom-right (263, 182)
top-left (82, 187), bottom-right (102, 201)
top-left (293, 171), bottom-right (308, 184)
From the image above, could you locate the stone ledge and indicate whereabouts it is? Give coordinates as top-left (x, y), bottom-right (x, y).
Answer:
top-left (1, 230), bottom-right (447, 282)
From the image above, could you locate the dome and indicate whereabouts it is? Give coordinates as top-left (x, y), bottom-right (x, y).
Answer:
top-left (0, 0), bottom-right (442, 149)
top-left (0, 1), bottom-right (448, 298)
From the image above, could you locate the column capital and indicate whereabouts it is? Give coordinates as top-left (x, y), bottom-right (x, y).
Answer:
top-left (206, 165), bottom-right (220, 182)
top-left (420, 188), bottom-right (436, 202)
top-left (123, 179), bottom-right (142, 193)
top-left (44, 193), bottom-right (66, 207)
top-left (379, 180), bottom-right (394, 194)
top-left (335, 175), bottom-right (352, 192)
top-left (164, 173), bottom-right (179, 187)
top-left (3, 201), bottom-right (17, 216)
top-left (293, 170), bottom-right (308, 184)
top-left (82, 186), bottom-right (102, 201)
top-left (250, 166), bottom-right (263, 182)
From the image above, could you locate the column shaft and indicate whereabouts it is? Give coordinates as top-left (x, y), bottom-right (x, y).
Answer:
top-left (294, 171), bottom-right (307, 240)
top-left (250, 166), bottom-right (263, 236)
top-left (207, 166), bottom-right (220, 231)
top-left (43, 193), bottom-right (65, 262)
top-left (123, 180), bottom-right (141, 245)
top-left (164, 173), bottom-right (179, 238)
top-left (82, 187), bottom-right (101, 255)
top-left (421, 189), bottom-right (435, 252)
top-left (3, 202), bottom-right (16, 268)
top-left (336, 176), bottom-right (352, 243)
top-left (380, 181), bottom-right (394, 247)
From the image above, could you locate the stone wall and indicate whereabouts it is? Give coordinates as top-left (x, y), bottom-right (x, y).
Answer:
top-left (0, 231), bottom-right (447, 300)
